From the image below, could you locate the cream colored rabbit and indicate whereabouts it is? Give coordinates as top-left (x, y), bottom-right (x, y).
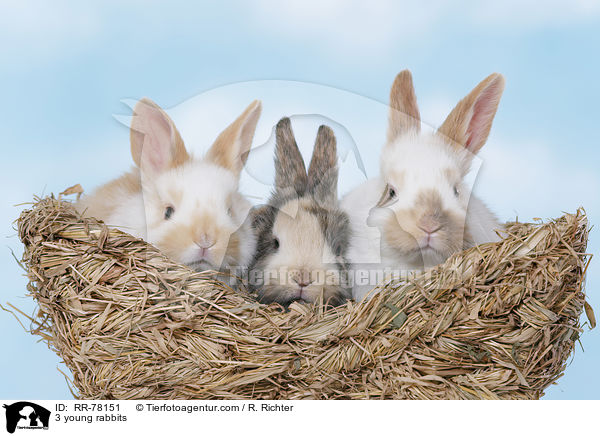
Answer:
top-left (76, 98), bottom-right (262, 272)
top-left (342, 70), bottom-right (504, 301)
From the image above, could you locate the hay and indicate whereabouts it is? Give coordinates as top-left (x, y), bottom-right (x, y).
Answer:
top-left (14, 196), bottom-right (593, 399)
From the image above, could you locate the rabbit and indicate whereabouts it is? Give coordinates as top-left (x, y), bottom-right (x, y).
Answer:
top-left (341, 70), bottom-right (505, 301)
top-left (248, 117), bottom-right (352, 307)
top-left (75, 98), bottom-right (262, 273)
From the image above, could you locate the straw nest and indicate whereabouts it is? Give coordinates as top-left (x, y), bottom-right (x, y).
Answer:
top-left (14, 195), bottom-right (594, 400)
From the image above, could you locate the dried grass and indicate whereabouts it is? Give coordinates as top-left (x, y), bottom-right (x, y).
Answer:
top-left (14, 196), bottom-right (593, 399)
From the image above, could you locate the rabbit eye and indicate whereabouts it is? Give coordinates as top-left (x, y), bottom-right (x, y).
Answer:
top-left (453, 185), bottom-right (459, 197)
top-left (272, 237), bottom-right (280, 250)
top-left (164, 206), bottom-right (175, 220)
top-left (227, 207), bottom-right (233, 217)
top-left (377, 184), bottom-right (398, 207)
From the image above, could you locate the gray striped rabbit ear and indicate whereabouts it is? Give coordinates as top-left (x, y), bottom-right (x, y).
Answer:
top-left (274, 117), bottom-right (308, 195)
top-left (307, 125), bottom-right (338, 205)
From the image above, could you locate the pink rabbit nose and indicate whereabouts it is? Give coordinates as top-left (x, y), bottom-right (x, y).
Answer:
top-left (195, 235), bottom-right (216, 249)
top-left (418, 223), bottom-right (442, 235)
top-left (292, 270), bottom-right (313, 288)
top-left (418, 215), bottom-right (442, 235)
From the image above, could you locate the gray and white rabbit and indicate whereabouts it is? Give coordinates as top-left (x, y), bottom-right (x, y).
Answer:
top-left (248, 117), bottom-right (351, 306)
top-left (342, 70), bottom-right (505, 301)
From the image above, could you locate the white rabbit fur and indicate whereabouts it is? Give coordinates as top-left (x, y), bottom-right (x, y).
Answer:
top-left (342, 70), bottom-right (505, 301)
top-left (75, 98), bottom-right (262, 272)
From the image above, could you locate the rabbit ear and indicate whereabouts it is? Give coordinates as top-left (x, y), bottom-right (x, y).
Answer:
top-left (387, 70), bottom-right (421, 143)
top-left (307, 125), bottom-right (338, 205)
top-left (274, 117), bottom-right (308, 194)
top-left (130, 98), bottom-right (189, 174)
top-left (205, 100), bottom-right (262, 176)
top-left (437, 73), bottom-right (505, 154)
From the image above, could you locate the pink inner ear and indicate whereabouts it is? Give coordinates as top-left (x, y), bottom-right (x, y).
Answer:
top-left (466, 81), bottom-right (502, 153)
top-left (136, 109), bottom-right (173, 174)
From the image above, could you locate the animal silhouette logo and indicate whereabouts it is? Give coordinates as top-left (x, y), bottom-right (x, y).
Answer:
top-left (3, 402), bottom-right (50, 434)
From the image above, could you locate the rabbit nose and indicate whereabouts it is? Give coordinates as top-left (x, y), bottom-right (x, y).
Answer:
top-left (292, 270), bottom-right (313, 288)
top-left (418, 223), bottom-right (441, 235)
top-left (195, 234), bottom-right (216, 249)
top-left (418, 217), bottom-right (442, 235)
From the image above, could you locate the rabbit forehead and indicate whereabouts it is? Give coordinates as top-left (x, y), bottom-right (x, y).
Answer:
top-left (381, 134), bottom-right (465, 206)
top-left (382, 133), bottom-right (461, 177)
top-left (274, 199), bottom-right (323, 247)
top-left (154, 160), bottom-right (238, 207)
top-left (271, 198), bottom-right (335, 265)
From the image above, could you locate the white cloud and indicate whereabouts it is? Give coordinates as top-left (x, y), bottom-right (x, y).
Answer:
top-left (249, 0), bottom-right (447, 56)
top-left (248, 0), bottom-right (600, 56)
top-left (0, 2), bottom-right (102, 60)
top-left (477, 137), bottom-right (599, 221)
top-left (470, 0), bottom-right (600, 29)
top-left (5, 1), bottom-right (598, 67)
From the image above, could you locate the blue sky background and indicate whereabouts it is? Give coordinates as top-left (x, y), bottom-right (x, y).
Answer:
top-left (1, 1), bottom-right (598, 399)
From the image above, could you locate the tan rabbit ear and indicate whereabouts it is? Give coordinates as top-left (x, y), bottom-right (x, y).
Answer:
top-left (387, 70), bottom-right (421, 143)
top-left (130, 98), bottom-right (189, 174)
top-left (437, 73), bottom-right (505, 154)
top-left (274, 117), bottom-right (308, 194)
top-left (205, 100), bottom-right (262, 176)
top-left (307, 125), bottom-right (338, 205)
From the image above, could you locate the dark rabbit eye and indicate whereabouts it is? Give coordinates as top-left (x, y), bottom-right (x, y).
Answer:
top-left (453, 185), bottom-right (459, 197)
top-left (377, 184), bottom-right (398, 207)
top-left (164, 206), bottom-right (174, 220)
top-left (273, 237), bottom-right (280, 250)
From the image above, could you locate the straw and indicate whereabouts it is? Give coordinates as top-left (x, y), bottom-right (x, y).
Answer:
top-left (14, 196), bottom-right (593, 399)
